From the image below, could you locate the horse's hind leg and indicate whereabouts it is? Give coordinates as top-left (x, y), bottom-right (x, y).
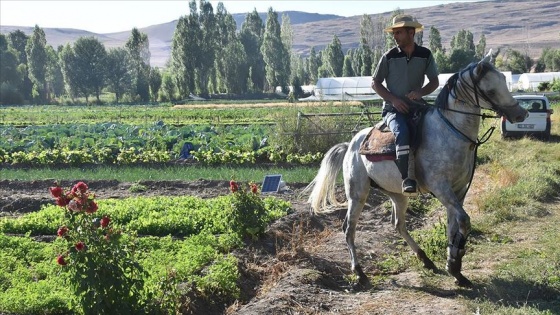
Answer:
top-left (389, 193), bottom-right (437, 271)
top-left (342, 181), bottom-right (370, 285)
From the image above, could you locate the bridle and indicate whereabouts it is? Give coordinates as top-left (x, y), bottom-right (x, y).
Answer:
top-left (435, 62), bottom-right (507, 147)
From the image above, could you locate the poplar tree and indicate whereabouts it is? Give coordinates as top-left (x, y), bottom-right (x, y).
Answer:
top-left (7, 30), bottom-right (32, 100)
top-left (125, 28), bottom-right (151, 101)
top-left (323, 35), bottom-right (344, 77)
top-left (170, 1), bottom-right (200, 99)
top-left (214, 2), bottom-right (238, 93)
top-left (261, 8), bottom-right (289, 92)
top-left (428, 26), bottom-right (443, 53)
top-left (239, 9), bottom-right (265, 92)
top-left (25, 25), bottom-right (48, 103)
top-left (196, 0), bottom-right (217, 97)
top-left (306, 47), bottom-right (320, 84)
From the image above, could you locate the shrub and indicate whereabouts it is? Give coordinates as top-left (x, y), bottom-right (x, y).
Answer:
top-left (51, 181), bottom-right (147, 315)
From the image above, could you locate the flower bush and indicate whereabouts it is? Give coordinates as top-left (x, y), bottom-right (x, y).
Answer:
top-left (228, 180), bottom-right (268, 239)
top-left (51, 181), bottom-right (146, 315)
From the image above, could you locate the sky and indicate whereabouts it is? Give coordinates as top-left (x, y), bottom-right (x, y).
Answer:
top-left (0, 0), bottom-right (473, 34)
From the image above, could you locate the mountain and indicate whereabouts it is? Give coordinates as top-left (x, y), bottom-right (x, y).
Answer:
top-left (1, 0), bottom-right (558, 68)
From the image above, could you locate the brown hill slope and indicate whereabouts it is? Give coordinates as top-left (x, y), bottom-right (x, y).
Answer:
top-left (1, 0), bottom-right (558, 68)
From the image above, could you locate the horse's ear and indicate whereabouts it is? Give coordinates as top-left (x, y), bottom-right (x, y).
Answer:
top-left (482, 49), bottom-right (493, 63)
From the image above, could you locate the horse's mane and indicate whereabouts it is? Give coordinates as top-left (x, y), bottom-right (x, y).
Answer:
top-left (435, 72), bottom-right (459, 110)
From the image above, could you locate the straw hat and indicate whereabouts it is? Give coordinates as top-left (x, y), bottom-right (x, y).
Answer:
top-left (384, 14), bottom-right (423, 33)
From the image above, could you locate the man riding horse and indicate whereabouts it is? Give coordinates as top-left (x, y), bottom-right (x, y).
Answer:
top-left (372, 14), bottom-right (439, 194)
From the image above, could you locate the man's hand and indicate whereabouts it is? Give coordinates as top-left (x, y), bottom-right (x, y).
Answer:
top-left (406, 90), bottom-right (422, 101)
top-left (392, 97), bottom-right (410, 114)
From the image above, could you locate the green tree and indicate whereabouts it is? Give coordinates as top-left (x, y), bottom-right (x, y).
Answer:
top-left (540, 47), bottom-right (560, 71)
top-left (323, 35), bottom-right (344, 77)
top-left (170, 15), bottom-right (194, 99)
top-left (196, 0), bottom-right (218, 97)
top-left (221, 38), bottom-right (248, 94)
top-left (59, 43), bottom-right (79, 101)
top-left (281, 13), bottom-right (295, 86)
top-left (342, 54), bottom-right (355, 77)
top-left (8, 30), bottom-right (33, 101)
top-left (500, 49), bottom-right (532, 74)
top-left (450, 29), bottom-right (475, 55)
top-left (434, 49), bottom-right (450, 73)
top-left (148, 67), bottom-right (162, 102)
top-left (447, 48), bottom-right (474, 72)
top-left (25, 25), bottom-right (48, 103)
top-left (160, 71), bottom-right (176, 101)
top-left (105, 47), bottom-right (133, 103)
top-left (125, 28), bottom-right (151, 102)
top-left (0, 34), bottom-right (24, 104)
top-left (261, 7), bottom-right (290, 92)
top-left (213, 2), bottom-right (238, 94)
top-left (73, 37), bottom-right (107, 103)
top-left (358, 44), bottom-right (373, 76)
top-left (0, 34), bottom-right (22, 85)
top-left (239, 9), bottom-right (265, 92)
top-left (45, 45), bottom-right (64, 99)
top-left (306, 46), bottom-right (320, 84)
top-left (475, 34), bottom-right (487, 59)
top-left (428, 26), bottom-right (443, 53)
top-left (60, 37), bottom-right (107, 103)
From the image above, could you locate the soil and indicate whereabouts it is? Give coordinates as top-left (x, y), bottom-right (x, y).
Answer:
top-left (0, 179), bottom-right (490, 314)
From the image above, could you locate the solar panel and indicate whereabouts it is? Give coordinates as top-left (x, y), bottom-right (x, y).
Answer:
top-left (261, 174), bottom-right (282, 193)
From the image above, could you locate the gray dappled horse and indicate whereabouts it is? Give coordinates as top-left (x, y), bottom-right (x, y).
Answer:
top-left (303, 53), bottom-right (528, 287)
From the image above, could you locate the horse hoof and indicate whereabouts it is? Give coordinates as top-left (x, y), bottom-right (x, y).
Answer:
top-left (454, 274), bottom-right (473, 287)
top-left (417, 250), bottom-right (438, 272)
top-left (351, 265), bottom-right (370, 290)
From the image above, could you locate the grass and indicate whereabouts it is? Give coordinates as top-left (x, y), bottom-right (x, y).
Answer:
top-left (0, 164), bottom-right (320, 183)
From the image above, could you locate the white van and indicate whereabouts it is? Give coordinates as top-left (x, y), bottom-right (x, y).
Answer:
top-left (501, 94), bottom-right (554, 140)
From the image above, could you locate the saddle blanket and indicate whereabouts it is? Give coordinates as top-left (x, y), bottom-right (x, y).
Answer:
top-left (358, 122), bottom-right (396, 162)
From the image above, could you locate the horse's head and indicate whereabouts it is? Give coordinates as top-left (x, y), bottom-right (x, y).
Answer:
top-left (457, 51), bottom-right (528, 123)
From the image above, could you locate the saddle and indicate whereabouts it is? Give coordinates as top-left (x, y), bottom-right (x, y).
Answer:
top-left (359, 99), bottom-right (429, 162)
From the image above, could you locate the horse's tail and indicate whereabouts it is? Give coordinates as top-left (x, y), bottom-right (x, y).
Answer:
top-left (301, 142), bottom-right (349, 214)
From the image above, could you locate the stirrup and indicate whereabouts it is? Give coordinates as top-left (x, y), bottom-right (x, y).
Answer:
top-left (402, 178), bottom-right (417, 195)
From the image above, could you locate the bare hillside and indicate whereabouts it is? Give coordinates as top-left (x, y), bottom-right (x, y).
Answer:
top-left (1, 0), bottom-right (558, 68)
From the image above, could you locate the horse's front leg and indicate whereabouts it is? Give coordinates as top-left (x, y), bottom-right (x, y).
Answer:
top-left (446, 204), bottom-right (472, 287)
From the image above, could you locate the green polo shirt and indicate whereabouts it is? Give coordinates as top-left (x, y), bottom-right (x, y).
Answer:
top-left (373, 44), bottom-right (438, 111)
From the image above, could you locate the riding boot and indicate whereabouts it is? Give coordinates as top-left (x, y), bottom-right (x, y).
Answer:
top-left (396, 154), bottom-right (417, 194)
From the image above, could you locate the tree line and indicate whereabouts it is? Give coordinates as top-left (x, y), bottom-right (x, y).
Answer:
top-left (1, 0), bottom-right (559, 105)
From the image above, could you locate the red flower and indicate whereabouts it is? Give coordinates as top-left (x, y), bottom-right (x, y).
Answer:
top-left (250, 183), bottom-right (258, 194)
top-left (49, 186), bottom-right (64, 198)
top-left (86, 201), bottom-right (98, 213)
top-left (55, 196), bottom-right (69, 207)
top-left (57, 226), bottom-right (69, 237)
top-left (71, 181), bottom-right (88, 197)
top-left (56, 255), bottom-right (67, 266)
top-left (75, 241), bottom-right (85, 251)
top-left (100, 216), bottom-right (110, 228)
top-left (229, 180), bottom-right (238, 193)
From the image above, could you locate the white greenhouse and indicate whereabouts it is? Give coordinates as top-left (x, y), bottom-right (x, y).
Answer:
top-left (301, 70), bottom-right (517, 102)
top-left (517, 72), bottom-right (560, 91)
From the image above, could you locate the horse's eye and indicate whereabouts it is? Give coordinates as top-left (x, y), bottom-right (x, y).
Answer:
top-left (486, 90), bottom-right (495, 97)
